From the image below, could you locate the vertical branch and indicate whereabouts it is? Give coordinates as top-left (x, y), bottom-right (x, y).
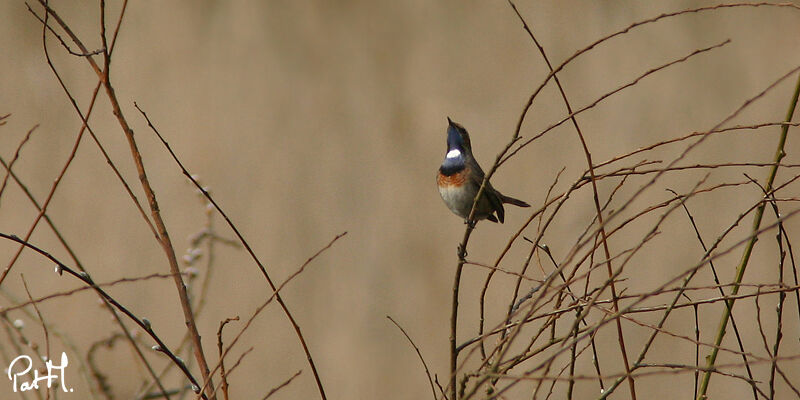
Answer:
top-left (770, 231), bottom-right (785, 399)
top-left (772, 218), bottom-right (797, 396)
top-left (449, 133), bottom-right (521, 400)
top-left (100, 40), bottom-right (218, 400)
top-left (217, 316), bottom-right (239, 400)
top-left (32, 1), bottom-right (216, 396)
top-left (697, 69), bottom-right (800, 399)
top-left (449, 239), bottom-right (468, 400)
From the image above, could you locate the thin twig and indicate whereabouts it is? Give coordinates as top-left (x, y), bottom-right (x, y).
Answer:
top-left (387, 316), bottom-right (438, 400)
top-left (0, 123), bottom-right (37, 203)
top-left (21, 276), bottom-right (51, 399)
top-left (262, 370), bottom-right (302, 400)
top-left (217, 316), bottom-right (240, 400)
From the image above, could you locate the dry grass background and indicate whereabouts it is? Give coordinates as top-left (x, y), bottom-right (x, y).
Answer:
top-left (1, 1), bottom-right (800, 399)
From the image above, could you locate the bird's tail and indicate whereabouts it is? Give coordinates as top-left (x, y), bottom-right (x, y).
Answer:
top-left (501, 194), bottom-right (530, 208)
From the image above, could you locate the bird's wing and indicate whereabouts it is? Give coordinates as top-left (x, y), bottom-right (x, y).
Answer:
top-left (468, 166), bottom-right (505, 223)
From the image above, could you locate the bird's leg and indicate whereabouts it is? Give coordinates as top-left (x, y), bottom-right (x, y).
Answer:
top-left (457, 243), bottom-right (468, 259)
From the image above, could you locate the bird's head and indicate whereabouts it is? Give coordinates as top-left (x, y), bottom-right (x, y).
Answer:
top-left (440, 117), bottom-right (471, 174)
top-left (446, 117), bottom-right (472, 155)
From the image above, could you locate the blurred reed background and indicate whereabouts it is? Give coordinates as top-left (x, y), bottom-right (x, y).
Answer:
top-left (1, 1), bottom-right (800, 399)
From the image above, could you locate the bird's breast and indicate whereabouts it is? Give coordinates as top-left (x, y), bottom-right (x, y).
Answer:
top-left (437, 168), bottom-right (467, 187)
top-left (437, 169), bottom-right (475, 218)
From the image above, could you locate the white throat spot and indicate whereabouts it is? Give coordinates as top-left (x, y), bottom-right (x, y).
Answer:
top-left (446, 149), bottom-right (461, 159)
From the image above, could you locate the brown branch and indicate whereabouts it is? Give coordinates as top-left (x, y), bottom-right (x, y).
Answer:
top-left (387, 316), bottom-right (438, 400)
top-left (209, 347), bottom-right (253, 400)
top-left (217, 316), bottom-right (240, 400)
top-left (262, 370), bottom-right (302, 400)
top-left (0, 123), bottom-right (37, 203)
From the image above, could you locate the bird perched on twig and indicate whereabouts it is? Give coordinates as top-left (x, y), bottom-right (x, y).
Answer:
top-left (437, 118), bottom-right (530, 224)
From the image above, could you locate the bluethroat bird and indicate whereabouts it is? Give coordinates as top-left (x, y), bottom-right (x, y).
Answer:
top-left (437, 118), bottom-right (530, 223)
